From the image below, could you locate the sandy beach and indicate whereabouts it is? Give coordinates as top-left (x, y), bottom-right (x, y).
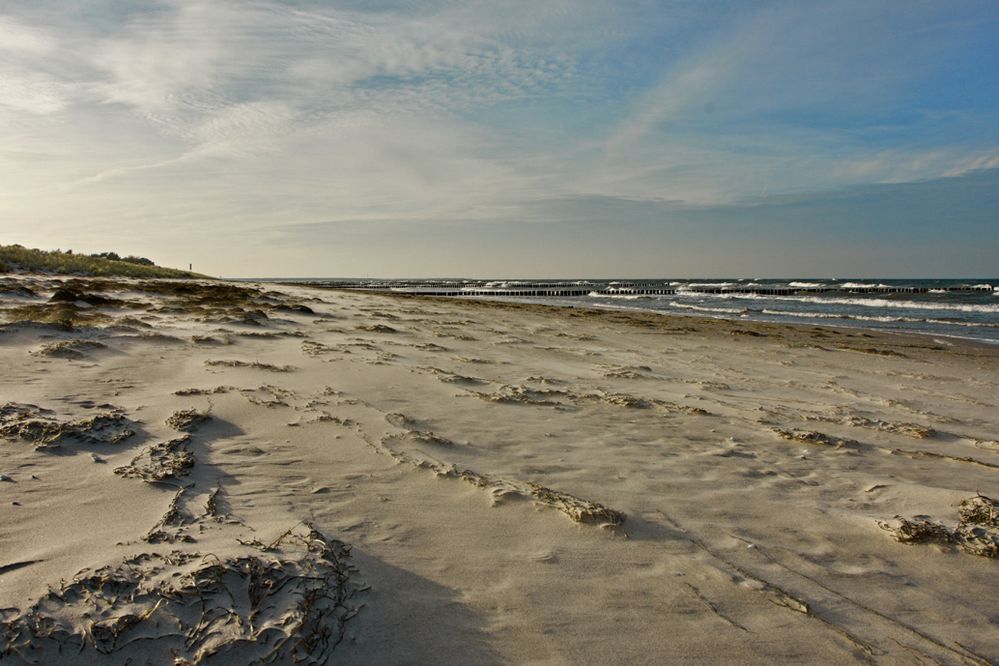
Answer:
top-left (1, 275), bottom-right (998, 664)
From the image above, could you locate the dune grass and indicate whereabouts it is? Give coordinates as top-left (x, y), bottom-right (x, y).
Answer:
top-left (0, 245), bottom-right (206, 278)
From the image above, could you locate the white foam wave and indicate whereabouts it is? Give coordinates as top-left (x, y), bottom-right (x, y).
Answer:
top-left (839, 282), bottom-right (891, 289)
top-left (923, 318), bottom-right (999, 328)
top-left (761, 309), bottom-right (892, 322)
top-left (591, 292), bottom-right (646, 300)
top-left (788, 281), bottom-right (824, 288)
top-left (669, 302), bottom-right (747, 315)
top-left (756, 309), bottom-right (999, 328)
top-left (687, 292), bottom-right (999, 314)
top-left (682, 282), bottom-right (737, 288)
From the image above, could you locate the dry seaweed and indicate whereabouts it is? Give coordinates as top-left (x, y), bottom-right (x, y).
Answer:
top-left (239, 385), bottom-right (297, 408)
top-left (356, 323), bottom-right (398, 333)
top-left (2, 302), bottom-right (111, 329)
top-left (841, 415), bottom-right (935, 438)
top-left (30, 339), bottom-right (108, 359)
top-left (379, 428), bottom-right (625, 527)
top-left (0, 524), bottom-right (361, 664)
top-left (166, 408), bottom-right (211, 432)
top-left (0, 402), bottom-right (134, 450)
top-left (423, 367), bottom-right (487, 385)
top-left (879, 494), bottom-right (999, 558)
top-left (526, 483), bottom-right (627, 525)
top-left (470, 385), bottom-right (708, 416)
top-left (204, 359), bottom-right (294, 372)
top-left (772, 427), bottom-right (856, 449)
top-left (114, 436), bottom-right (194, 482)
top-left (471, 384), bottom-right (573, 407)
top-left (877, 517), bottom-right (955, 545)
top-left (173, 386), bottom-right (232, 396)
top-left (958, 494), bottom-right (999, 527)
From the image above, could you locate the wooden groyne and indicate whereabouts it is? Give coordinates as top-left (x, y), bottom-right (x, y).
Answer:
top-left (299, 281), bottom-right (994, 298)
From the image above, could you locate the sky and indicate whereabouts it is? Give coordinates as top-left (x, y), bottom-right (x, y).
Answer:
top-left (1, 0), bottom-right (997, 278)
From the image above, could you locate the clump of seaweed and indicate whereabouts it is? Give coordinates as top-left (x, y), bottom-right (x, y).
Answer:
top-left (3, 302), bottom-right (111, 329)
top-left (48, 286), bottom-right (126, 307)
top-left (469, 385), bottom-right (708, 416)
top-left (0, 524), bottom-right (361, 664)
top-left (879, 494), bottom-right (999, 558)
top-left (191, 334), bottom-right (231, 345)
top-left (399, 429), bottom-right (458, 448)
top-left (599, 393), bottom-right (657, 409)
top-left (433, 329), bottom-right (477, 341)
top-left (414, 342), bottom-right (448, 352)
top-left (379, 429), bottom-right (625, 528)
top-left (385, 412), bottom-right (419, 429)
top-left (601, 365), bottom-right (652, 379)
top-left (301, 340), bottom-right (336, 357)
top-left (204, 359), bottom-right (294, 372)
top-left (772, 427), bottom-right (856, 450)
top-left (840, 346), bottom-right (906, 357)
top-left (356, 323), bottom-right (398, 333)
top-left (424, 367), bottom-right (487, 385)
top-left (273, 303), bottom-right (315, 315)
top-left (130, 280), bottom-right (316, 327)
top-left (472, 384), bottom-right (573, 407)
top-left (0, 279), bottom-right (37, 298)
top-left (114, 436), bottom-right (193, 482)
top-left (166, 408), bottom-right (211, 432)
top-left (173, 386), bottom-right (232, 396)
top-left (30, 339), bottom-right (107, 359)
top-left (877, 517), bottom-right (955, 545)
top-left (527, 483), bottom-right (627, 525)
top-left (0, 403), bottom-right (134, 450)
top-left (239, 385), bottom-right (297, 408)
top-left (143, 487), bottom-right (196, 544)
top-left (842, 415), bottom-right (935, 439)
top-left (958, 494), bottom-right (999, 527)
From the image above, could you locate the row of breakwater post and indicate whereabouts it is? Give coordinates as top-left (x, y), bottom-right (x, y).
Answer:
top-left (300, 281), bottom-right (994, 298)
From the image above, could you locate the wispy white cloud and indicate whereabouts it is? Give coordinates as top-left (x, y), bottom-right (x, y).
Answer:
top-left (0, 15), bottom-right (56, 55)
top-left (0, 1), bottom-right (996, 275)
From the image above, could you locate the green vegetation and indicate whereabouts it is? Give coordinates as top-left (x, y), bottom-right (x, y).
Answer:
top-left (0, 244), bottom-right (205, 278)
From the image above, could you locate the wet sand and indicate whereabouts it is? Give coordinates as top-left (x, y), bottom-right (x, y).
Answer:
top-left (1, 275), bottom-right (998, 664)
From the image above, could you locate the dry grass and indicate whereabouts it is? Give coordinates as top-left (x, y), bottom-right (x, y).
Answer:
top-left (0, 245), bottom-right (203, 278)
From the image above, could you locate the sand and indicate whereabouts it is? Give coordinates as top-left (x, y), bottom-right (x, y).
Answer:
top-left (1, 274), bottom-right (998, 664)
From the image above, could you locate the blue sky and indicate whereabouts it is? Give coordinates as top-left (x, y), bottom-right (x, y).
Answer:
top-left (1, 0), bottom-right (997, 276)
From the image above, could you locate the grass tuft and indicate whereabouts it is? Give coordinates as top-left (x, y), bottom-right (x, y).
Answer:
top-left (0, 244), bottom-right (206, 278)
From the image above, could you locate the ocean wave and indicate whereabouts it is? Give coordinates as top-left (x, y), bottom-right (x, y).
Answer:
top-left (681, 282), bottom-right (738, 288)
top-left (590, 292), bottom-right (647, 300)
top-left (923, 318), bottom-right (999, 328)
top-left (839, 282), bottom-right (891, 289)
top-left (669, 302), bottom-right (747, 315)
top-left (788, 281), bottom-right (825, 288)
top-left (756, 309), bottom-right (999, 328)
top-left (761, 309), bottom-right (898, 322)
top-left (686, 292), bottom-right (999, 314)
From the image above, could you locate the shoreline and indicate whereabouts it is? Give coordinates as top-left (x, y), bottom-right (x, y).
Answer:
top-left (328, 286), bottom-right (999, 355)
top-left (2, 274), bottom-right (998, 663)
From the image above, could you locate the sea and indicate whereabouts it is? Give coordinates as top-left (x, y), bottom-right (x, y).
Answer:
top-left (275, 278), bottom-right (999, 345)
